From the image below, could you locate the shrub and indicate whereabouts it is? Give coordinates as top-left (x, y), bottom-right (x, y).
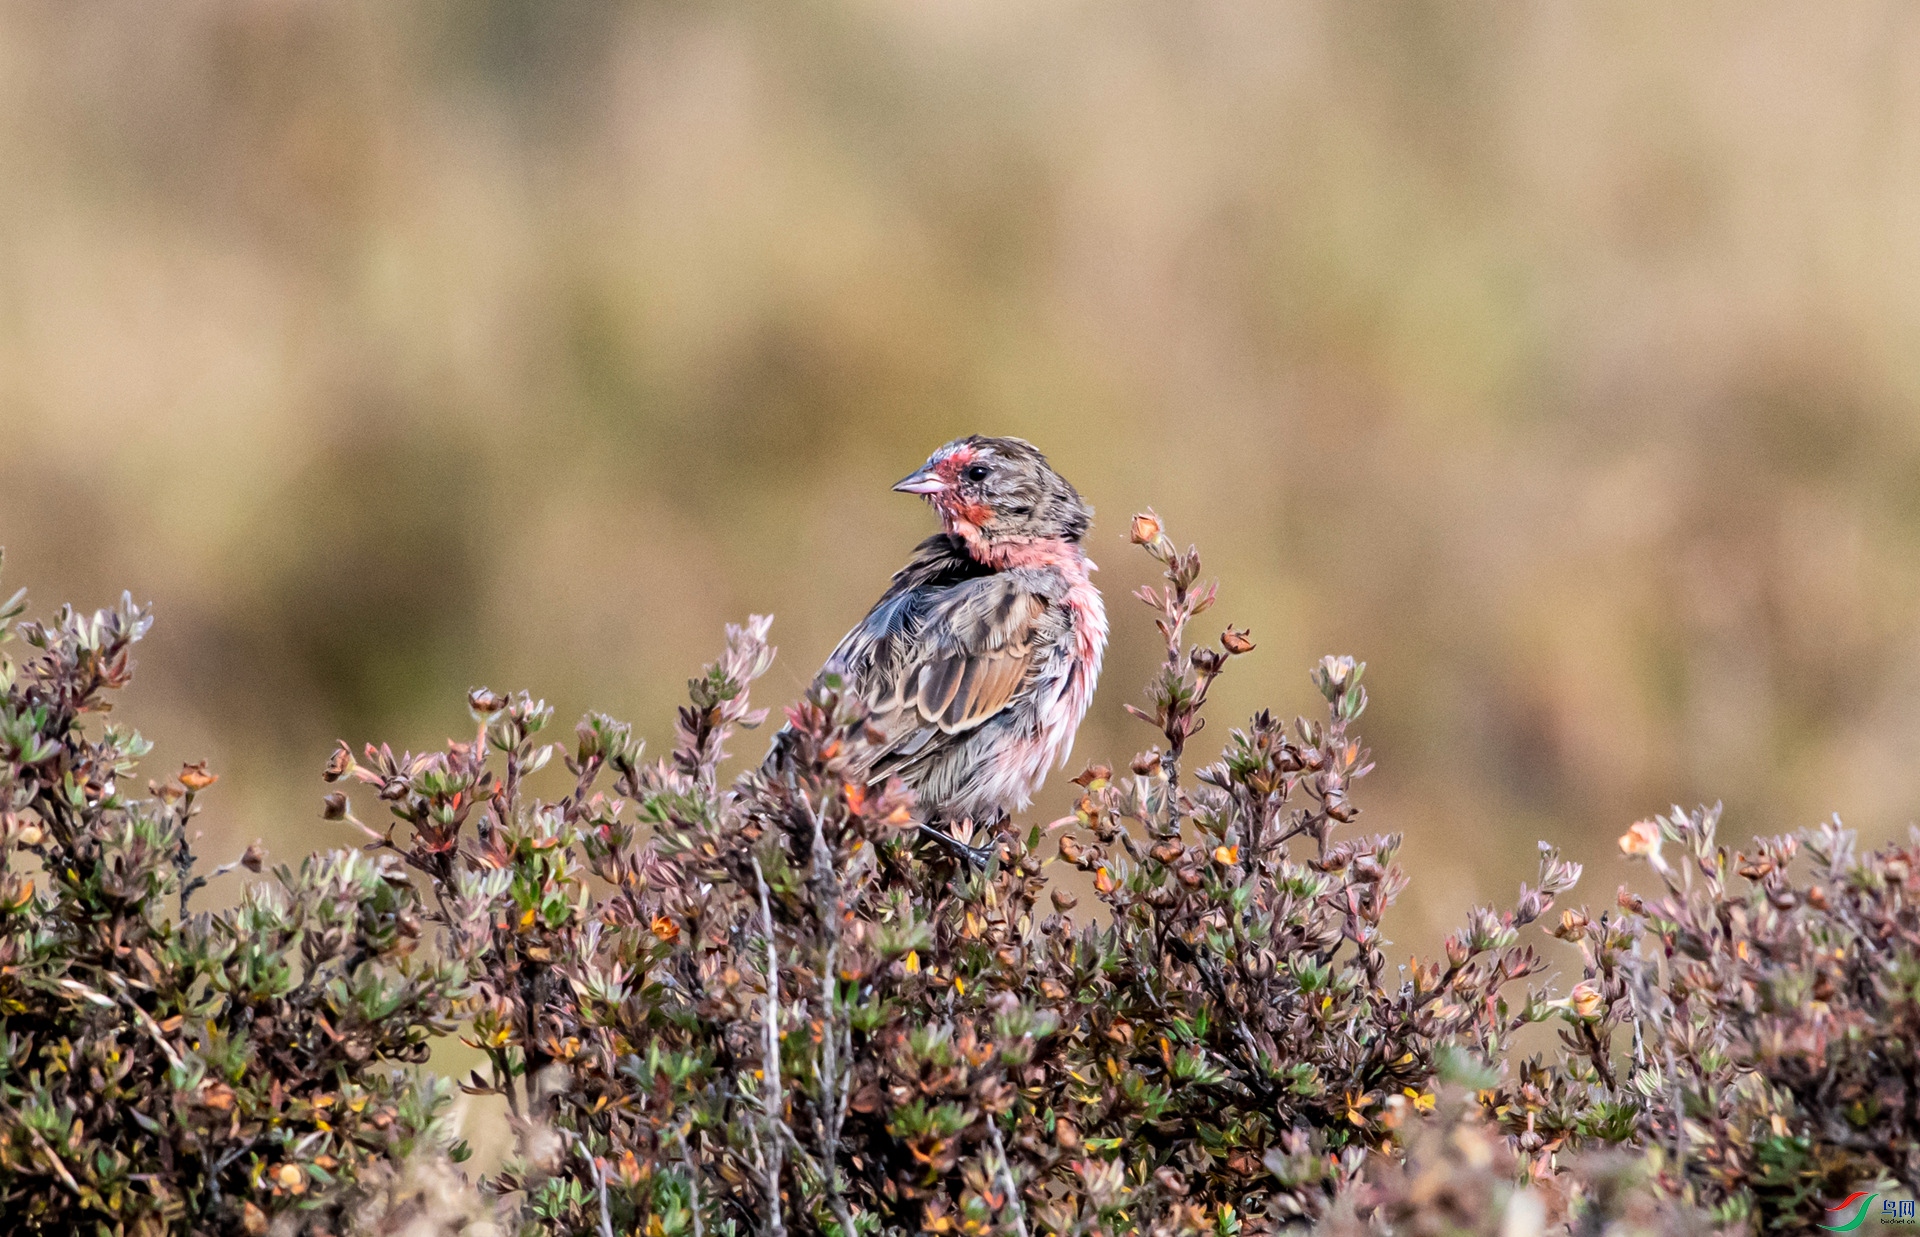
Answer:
top-left (1524, 804), bottom-right (1920, 1227)
top-left (0, 555), bottom-right (466, 1235)
top-left (305, 514), bottom-right (1597, 1237)
top-left (0, 518), bottom-right (1914, 1237)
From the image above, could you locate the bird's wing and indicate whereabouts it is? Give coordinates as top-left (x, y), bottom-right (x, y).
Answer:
top-left (892, 577), bottom-right (1048, 734)
top-left (823, 570), bottom-right (1051, 768)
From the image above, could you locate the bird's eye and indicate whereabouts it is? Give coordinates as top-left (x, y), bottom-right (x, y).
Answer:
top-left (964, 464), bottom-right (991, 483)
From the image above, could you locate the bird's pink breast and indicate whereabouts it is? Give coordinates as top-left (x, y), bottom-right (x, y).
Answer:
top-left (976, 543), bottom-right (1106, 810)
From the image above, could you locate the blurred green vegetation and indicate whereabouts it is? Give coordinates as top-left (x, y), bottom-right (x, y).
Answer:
top-left (6, 0), bottom-right (1920, 948)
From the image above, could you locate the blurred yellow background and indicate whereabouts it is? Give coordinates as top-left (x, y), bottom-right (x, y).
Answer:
top-left (5, 0), bottom-right (1920, 946)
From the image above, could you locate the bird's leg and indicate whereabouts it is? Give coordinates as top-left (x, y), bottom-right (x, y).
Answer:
top-left (916, 817), bottom-right (999, 869)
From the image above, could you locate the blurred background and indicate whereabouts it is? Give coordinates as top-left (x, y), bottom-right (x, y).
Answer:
top-left (6, 0), bottom-right (1920, 955)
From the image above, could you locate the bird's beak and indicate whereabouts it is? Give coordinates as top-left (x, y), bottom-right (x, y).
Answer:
top-left (892, 466), bottom-right (947, 495)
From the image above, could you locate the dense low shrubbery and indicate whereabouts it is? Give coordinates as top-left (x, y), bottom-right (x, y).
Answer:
top-left (0, 523), bottom-right (1914, 1236)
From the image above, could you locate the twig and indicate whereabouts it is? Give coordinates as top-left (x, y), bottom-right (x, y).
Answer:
top-left (25, 1122), bottom-right (81, 1197)
top-left (807, 803), bottom-right (858, 1237)
top-left (987, 1119), bottom-right (1030, 1237)
top-left (106, 979), bottom-right (184, 1071)
top-left (567, 1131), bottom-right (616, 1237)
top-left (207, 1137), bottom-right (262, 1205)
top-left (488, 1047), bottom-right (523, 1120)
top-left (1665, 1041), bottom-right (1686, 1179)
top-left (1579, 1019), bottom-right (1618, 1090)
top-left (752, 856), bottom-right (788, 1237)
top-left (174, 796), bottom-right (200, 918)
top-left (681, 1125), bottom-right (706, 1237)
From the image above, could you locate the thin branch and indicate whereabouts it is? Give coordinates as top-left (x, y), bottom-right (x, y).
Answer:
top-left (988, 1118), bottom-right (1030, 1237)
top-left (752, 855), bottom-right (788, 1237)
top-left (489, 1046), bottom-right (523, 1121)
top-left (807, 801), bottom-right (857, 1237)
top-left (568, 1131), bottom-right (616, 1237)
top-left (681, 1125), bottom-right (706, 1237)
top-left (25, 1122), bottom-right (81, 1197)
top-left (174, 795), bottom-right (200, 919)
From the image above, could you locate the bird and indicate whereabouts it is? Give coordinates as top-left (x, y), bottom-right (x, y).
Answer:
top-left (771, 436), bottom-right (1107, 864)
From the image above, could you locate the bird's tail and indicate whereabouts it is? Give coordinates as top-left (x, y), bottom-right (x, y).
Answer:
top-left (758, 721), bottom-right (798, 778)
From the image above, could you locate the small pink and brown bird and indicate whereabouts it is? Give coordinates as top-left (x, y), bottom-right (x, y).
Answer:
top-left (775, 436), bottom-right (1107, 861)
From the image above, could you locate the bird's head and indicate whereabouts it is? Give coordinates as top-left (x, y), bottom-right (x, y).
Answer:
top-left (893, 436), bottom-right (1091, 557)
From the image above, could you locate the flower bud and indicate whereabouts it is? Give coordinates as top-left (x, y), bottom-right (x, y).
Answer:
top-left (1070, 764), bottom-right (1112, 789)
top-left (1314, 656), bottom-right (1356, 698)
top-left (1568, 981), bottom-right (1604, 1019)
top-left (6, 813), bottom-right (44, 848)
top-left (1129, 511), bottom-right (1163, 546)
top-left (1618, 819), bottom-right (1662, 859)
